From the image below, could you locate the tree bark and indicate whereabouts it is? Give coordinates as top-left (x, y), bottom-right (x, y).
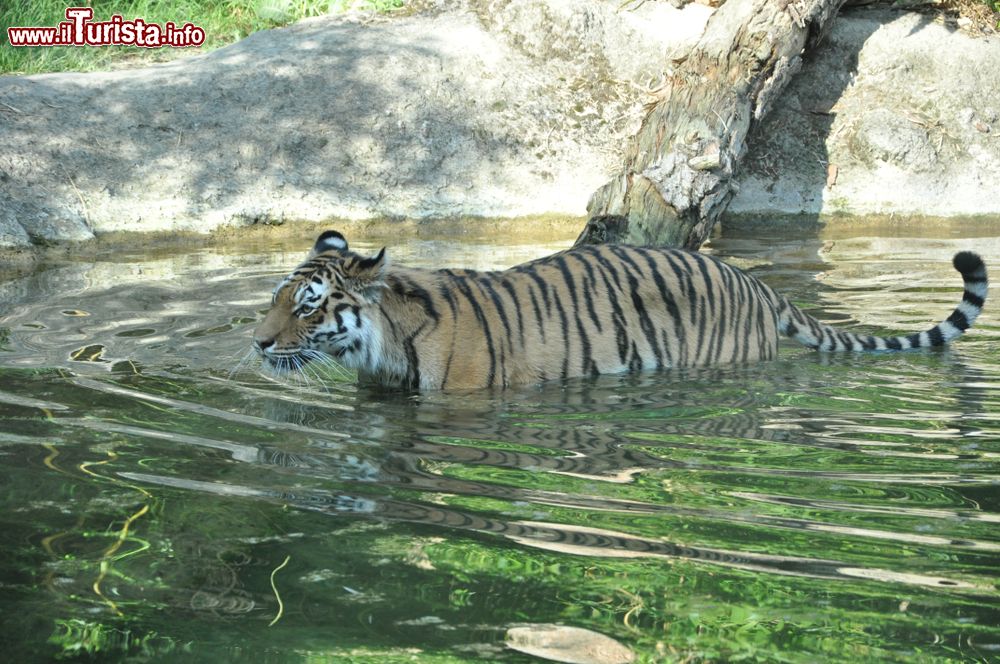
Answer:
top-left (576, 0), bottom-right (847, 250)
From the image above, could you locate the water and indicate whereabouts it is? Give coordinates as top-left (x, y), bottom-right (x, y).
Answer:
top-left (1, 227), bottom-right (998, 663)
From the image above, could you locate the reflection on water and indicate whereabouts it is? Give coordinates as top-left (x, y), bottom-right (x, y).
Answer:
top-left (1, 229), bottom-right (999, 662)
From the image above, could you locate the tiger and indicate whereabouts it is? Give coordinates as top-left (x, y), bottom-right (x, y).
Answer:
top-left (252, 230), bottom-right (988, 391)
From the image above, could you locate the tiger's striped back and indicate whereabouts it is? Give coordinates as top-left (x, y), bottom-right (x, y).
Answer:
top-left (252, 232), bottom-right (988, 391)
top-left (424, 245), bottom-right (785, 388)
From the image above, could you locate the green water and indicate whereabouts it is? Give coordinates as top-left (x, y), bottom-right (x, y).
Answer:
top-left (0, 229), bottom-right (998, 663)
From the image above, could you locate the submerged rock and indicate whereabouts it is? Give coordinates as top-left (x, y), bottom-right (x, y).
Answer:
top-left (506, 623), bottom-right (635, 664)
top-left (0, 2), bottom-right (996, 248)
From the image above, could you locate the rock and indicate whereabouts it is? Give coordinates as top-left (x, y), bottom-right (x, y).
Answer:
top-left (505, 624), bottom-right (635, 664)
top-left (0, 206), bottom-right (33, 249)
top-left (0, 1), bottom-right (711, 249)
top-left (0, 2), bottom-right (997, 249)
top-left (851, 108), bottom-right (937, 172)
top-left (729, 8), bottom-right (1000, 222)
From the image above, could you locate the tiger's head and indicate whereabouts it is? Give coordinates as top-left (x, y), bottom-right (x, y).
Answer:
top-left (253, 230), bottom-right (387, 375)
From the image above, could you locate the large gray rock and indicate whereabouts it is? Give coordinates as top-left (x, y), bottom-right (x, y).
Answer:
top-left (0, 1), bottom-right (711, 249)
top-left (0, 1), bottom-right (996, 249)
top-left (730, 9), bottom-right (1000, 221)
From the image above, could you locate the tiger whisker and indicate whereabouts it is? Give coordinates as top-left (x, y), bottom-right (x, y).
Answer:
top-left (300, 361), bottom-right (332, 394)
top-left (229, 348), bottom-right (258, 380)
top-left (302, 348), bottom-right (353, 381)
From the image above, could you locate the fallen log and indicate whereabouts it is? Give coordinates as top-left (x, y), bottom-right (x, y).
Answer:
top-left (577, 0), bottom-right (848, 250)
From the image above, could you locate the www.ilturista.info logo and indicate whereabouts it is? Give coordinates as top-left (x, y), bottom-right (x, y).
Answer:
top-left (6, 7), bottom-right (206, 48)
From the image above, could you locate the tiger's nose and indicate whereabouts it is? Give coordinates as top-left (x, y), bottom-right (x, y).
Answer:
top-left (253, 337), bottom-right (275, 354)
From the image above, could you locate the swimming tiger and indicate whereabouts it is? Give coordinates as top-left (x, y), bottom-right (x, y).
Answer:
top-left (252, 230), bottom-right (988, 391)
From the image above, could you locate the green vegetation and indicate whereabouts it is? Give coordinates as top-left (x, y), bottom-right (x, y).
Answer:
top-left (1, 0), bottom-right (405, 75)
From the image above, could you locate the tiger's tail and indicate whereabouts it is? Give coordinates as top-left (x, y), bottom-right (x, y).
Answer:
top-left (777, 251), bottom-right (988, 352)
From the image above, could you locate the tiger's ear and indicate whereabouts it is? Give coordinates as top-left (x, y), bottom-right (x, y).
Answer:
top-left (352, 247), bottom-right (387, 281)
top-left (347, 247), bottom-right (388, 301)
top-left (310, 230), bottom-right (348, 257)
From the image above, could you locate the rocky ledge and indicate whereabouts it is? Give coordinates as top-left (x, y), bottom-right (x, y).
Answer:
top-left (0, 1), bottom-right (997, 249)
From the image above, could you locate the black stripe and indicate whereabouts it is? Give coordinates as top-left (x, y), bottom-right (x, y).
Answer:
top-left (637, 249), bottom-right (685, 366)
top-left (476, 277), bottom-right (515, 354)
top-left (550, 287), bottom-right (572, 379)
top-left (741, 277), bottom-right (770, 358)
top-left (886, 337), bottom-right (902, 350)
top-left (626, 271), bottom-right (664, 370)
top-left (659, 329), bottom-right (674, 367)
top-left (806, 315), bottom-right (825, 351)
top-left (378, 303), bottom-right (401, 338)
top-left (700, 293), bottom-right (719, 364)
top-left (514, 264), bottom-right (552, 352)
top-left (451, 276), bottom-right (497, 387)
top-left (947, 309), bottom-right (970, 330)
top-left (438, 282), bottom-right (458, 316)
top-left (690, 254), bottom-right (719, 364)
top-left (670, 255), bottom-right (699, 341)
top-left (610, 247), bottom-right (662, 367)
top-left (473, 277), bottom-right (511, 386)
top-left (906, 332), bottom-right (922, 348)
top-left (608, 245), bottom-right (646, 278)
top-left (835, 330), bottom-right (853, 351)
top-left (498, 278), bottom-right (526, 350)
top-left (441, 347), bottom-right (454, 389)
top-left (590, 259), bottom-right (630, 365)
top-left (735, 272), bottom-right (755, 361)
top-left (722, 264), bottom-right (748, 360)
top-left (517, 265), bottom-right (552, 315)
top-left (568, 253), bottom-right (604, 333)
top-left (659, 251), bottom-right (697, 365)
top-left (553, 255), bottom-right (593, 347)
top-left (717, 264), bottom-right (741, 361)
top-left (628, 340), bottom-right (642, 372)
top-left (403, 323), bottom-right (426, 389)
top-left (580, 245), bottom-right (625, 291)
top-left (747, 279), bottom-right (765, 357)
top-left (690, 252), bottom-right (718, 316)
top-left (712, 288), bottom-right (730, 363)
top-left (394, 275), bottom-right (441, 324)
top-left (755, 280), bottom-right (779, 358)
top-left (555, 256), bottom-right (597, 375)
top-left (928, 326), bottom-right (945, 345)
top-left (526, 284), bottom-right (547, 344)
top-left (437, 281), bottom-right (460, 388)
top-left (963, 292), bottom-right (985, 309)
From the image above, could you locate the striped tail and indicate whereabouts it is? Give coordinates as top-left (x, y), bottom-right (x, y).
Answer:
top-left (778, 252), bottom-right (988, 352)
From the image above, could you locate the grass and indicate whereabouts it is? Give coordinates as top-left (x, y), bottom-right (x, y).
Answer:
top-left (1, 0), bottom-right (405, 76)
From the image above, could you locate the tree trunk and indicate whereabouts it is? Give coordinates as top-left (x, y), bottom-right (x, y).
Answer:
top-left (576, 0), bottom-right (847, 250)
